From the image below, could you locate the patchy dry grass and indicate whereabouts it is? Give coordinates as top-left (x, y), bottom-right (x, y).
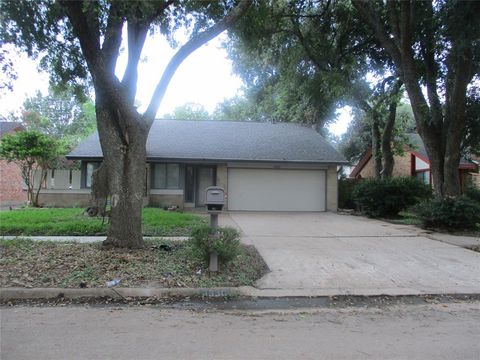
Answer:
top-left (0, 207), bottom-right (207, 236)
top-left (0, 238), bottom-right (268, 289)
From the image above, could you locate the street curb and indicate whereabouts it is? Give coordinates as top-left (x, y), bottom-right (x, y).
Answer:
top-left (0, 287), bottom-right (252, 301)
top-left (2, 286), bottom-right (480, 302)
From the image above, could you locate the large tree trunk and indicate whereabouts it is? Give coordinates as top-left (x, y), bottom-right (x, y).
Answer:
top-left (401, 65), bottom-right (448, 198)
top-left (371, 112), bottom-right (382, 179)
top-left (381, 79), bottom-right (402, 179)
top-left (443, 108), bottom-right (465, 196)
top-left (352, 0), bottom-right (475, 199)
top-left (59, 0), bottom-right (251, 249)
top-left (94, 95), bottom-right (149, 249)
top-left (422, 137), bottom-right (445, 198)
top-left (381, 100), bottom-right (396, 179)
top-left (443, 150), bottom-right (461, 196)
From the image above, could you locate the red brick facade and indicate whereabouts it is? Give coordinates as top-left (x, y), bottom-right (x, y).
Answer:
top-left (0, 159), bottom-right (26, 207)
top-left (0, 122), bottom-right (27, 207)
top-left (350, 150), bottom-right (478, 191)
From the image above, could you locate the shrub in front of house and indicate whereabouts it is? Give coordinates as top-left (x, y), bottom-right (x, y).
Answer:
top-left (338, 178), bottom-right (360, 210)
top-left (189, 225), bottom-right (241, 265)
top-left (413, 196), bottom-right (480, 231)
top-left (464, 185), bottom-right (480, 204)
top-left (352, 177), bottom-right (432, 217)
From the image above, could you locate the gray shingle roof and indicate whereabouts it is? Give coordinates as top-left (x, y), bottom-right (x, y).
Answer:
top-left (407, 133), bottom-right (473, 166)
top-left (68, 120), bottom-right (347, 164)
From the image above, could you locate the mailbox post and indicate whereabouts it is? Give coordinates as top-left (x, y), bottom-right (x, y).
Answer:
top-left (205, 186), bottom-right (225, 272)
top-left (205, 186), bottom-right (225, 228)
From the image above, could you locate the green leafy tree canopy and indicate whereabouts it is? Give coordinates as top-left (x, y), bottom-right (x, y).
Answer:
top-left (163, 102), bottom-right (210, 120)
top-left (0, 130), bottom-right (64, 207)
top-left (21, 88), bottom-right (96, 148)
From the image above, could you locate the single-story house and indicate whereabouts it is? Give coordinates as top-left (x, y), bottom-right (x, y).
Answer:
top-left (349, 133), bottom-right (478, 189)
top-left (0, 121), bottom-right (27, 208)
top-left (40, 120), bottom-right (347, 211)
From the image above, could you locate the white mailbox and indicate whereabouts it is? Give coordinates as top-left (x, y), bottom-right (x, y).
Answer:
top-left (205, 186), bottom-right (225, 211)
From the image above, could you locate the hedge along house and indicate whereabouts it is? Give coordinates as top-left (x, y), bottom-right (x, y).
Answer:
top-left (349, 133), bottom-right (478, 189)
top-left (41, 120), bottom-right (347, 211)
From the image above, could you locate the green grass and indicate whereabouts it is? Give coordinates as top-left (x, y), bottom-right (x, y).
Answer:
top-left (142, 208), bottom-right (206, 236)
top-left (0, 208), bottom-right (207, 236)
top-left (396, 211), bottom-right (422, 226)
top-left (0, 238), bottom-right (269, 288)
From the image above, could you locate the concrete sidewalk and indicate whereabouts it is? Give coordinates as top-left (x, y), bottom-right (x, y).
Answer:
top-left (0, 236), bottom-right (189, 243)
top-left (426, 232), bottom-right (480, 248)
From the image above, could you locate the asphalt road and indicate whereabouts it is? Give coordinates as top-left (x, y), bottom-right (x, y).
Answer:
top-left (2, 301), bottom-right (480, 360)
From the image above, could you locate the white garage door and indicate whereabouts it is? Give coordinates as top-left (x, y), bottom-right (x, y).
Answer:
top-left (227, 168), bottom-right (326, 211)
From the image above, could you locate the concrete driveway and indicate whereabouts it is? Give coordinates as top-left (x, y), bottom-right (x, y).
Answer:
top-left (220, 212), bottom-right (480, 296)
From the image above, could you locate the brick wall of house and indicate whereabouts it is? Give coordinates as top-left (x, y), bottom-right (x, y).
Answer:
top-left (37, 191), bottom-right (91, 208)
top-left (358, 154), bottom-right (412, 178)
top-left (467, 172), bottom-right (480, 188)
top-left (358, 156), bottom-right (375, 178)
top-left (391, 154), bottom-right (413, 177)
top-left (326, 165), bottom-right (338, 211)
top-left (0, 160), bottom-right (26, 207)
top-left (149, 194), bottom-right (184, 209)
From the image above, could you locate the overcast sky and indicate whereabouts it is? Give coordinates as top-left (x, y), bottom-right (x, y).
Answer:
top-left (0, 33), bottom-right (351, 136)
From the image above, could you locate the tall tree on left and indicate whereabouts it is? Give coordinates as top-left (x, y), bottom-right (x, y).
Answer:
top-left (0, 1), bottom-right (251, 248)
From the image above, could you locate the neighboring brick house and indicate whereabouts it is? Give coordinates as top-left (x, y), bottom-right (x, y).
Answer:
top-left (349, 134), bottom-right (478, 190)
top-left (0, 122), bottom-right (27, 207)
top-left (466, 155), bottom-right (480, 188)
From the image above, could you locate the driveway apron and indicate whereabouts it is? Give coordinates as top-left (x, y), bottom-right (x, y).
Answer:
top-left (220, 212), bottom-right (480, 295)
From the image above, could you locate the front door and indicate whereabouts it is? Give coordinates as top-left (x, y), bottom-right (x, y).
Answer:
top-left (196, 167), bottom-right (215, 206)
top-left (184, 166), bottom-right (195, 204)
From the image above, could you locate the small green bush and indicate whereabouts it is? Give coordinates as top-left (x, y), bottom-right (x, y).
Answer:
top-left (413, 196), bottom-right (480, 230)
top-left (352, 177), bottom-right (431, 217)
top-left (464, 185), bottom-right (480, 204)
top-left (338, 178), bottom-right (360, 209)
top-left (189, 226), bottom-right (241, 264)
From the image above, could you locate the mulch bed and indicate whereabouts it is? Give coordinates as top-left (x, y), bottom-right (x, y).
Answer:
top-left (0, 238), bottom-right (269, 289)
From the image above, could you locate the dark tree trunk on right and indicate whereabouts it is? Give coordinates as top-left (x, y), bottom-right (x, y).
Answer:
top-left (352, 0), bottom-right (478, 198)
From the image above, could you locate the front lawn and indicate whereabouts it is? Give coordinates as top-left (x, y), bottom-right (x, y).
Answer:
top-left (0, 238), bottom-right (268, 288)
top-left (0, 208), bottom-right (207, 236)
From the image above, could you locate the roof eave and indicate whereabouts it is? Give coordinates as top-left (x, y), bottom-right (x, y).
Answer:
top-left (66, 154), bottom-right (349, 165)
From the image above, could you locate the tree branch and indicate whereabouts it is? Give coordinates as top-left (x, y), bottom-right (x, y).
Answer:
top-left (121, 21), bottom-right (149, 106)
top-left (419, 2), bottom-right (442, 125)
top-left (444, 41), bottom-right (475, 143)
top-left (353, 0), bottom-right (434, 140)
top-left (399, 1), bottom-right (413, 57)
top-left (386, 0), bottom-right (400, 46)
top-left (282, 0), bottom-right (331, 19)
top-left (289, 16), bottom-right (329, 72)
top-left (102, 1), bottom-right (125, 73)
top-left (351, 1), bottom-right (402, 66)
top-left (59, 0), bottom-right (102, 74)
top-left (143, 0), bottom-right (252, 124)
top-left (120, 0), bottom-right (177, 98)
top-left (61, 0), bottom-right (140, 129)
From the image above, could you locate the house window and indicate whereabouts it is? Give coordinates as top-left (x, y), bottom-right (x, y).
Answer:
top-left (85, 162), bottom-right (100, 188)
top-left (416, 170), bottom-right (430, 185)
top-left (152, 163), bottom-right (180, 189)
